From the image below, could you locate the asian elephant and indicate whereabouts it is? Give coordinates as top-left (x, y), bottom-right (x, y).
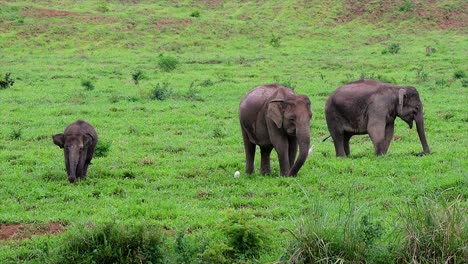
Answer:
top-left (325, 79), bottom-right (430, 157)
top-left (239, 84), bottom-right (312, 176)
top-left (53, 120), bottom-right (98, 183)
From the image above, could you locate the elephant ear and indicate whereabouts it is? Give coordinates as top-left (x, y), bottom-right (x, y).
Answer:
top-left (83, 133), bottom-right (94, 147)
top-left (267, 99), bottom-right (284, 128)
top-left (398, 88), bottom-right (406, 113)
top-left (52, 133), bottom-right (65, 148)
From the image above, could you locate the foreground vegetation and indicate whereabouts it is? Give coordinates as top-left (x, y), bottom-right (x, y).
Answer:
top-left (0, 0), bottom-right (466, 263)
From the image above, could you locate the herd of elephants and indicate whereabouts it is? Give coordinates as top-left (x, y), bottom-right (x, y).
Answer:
top-left (53, 79), bottom-right (430, 183)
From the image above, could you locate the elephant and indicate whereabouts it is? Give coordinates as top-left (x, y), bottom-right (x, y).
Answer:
top-left (53, 120), bottom-right (98, 183)
top-left (325, 79), bottom-right (430, 157)
top-left (239, 83), bottom-right (312, 176)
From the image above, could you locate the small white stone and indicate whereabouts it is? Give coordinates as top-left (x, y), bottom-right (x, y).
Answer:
top-left (234, 171), bottom-right (240, 178)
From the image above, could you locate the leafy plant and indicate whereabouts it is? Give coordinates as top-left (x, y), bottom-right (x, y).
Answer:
top-left (131, 70), bottom-right (144, 85)
top-left (81, 80), bottom-right (95, 91)
top-left (0, 72), bottom-right (15, 89)
top-left (270, 34), bottom-right (281, 48)
top-left (399, 1), bottom-right (413, 12)
top-left (158, 55), bottom-right (179, 72)
top-left (453, 69), bottom-right (466, 79)
top-left (52, 222), bottom-right (165, 264)
top-left (414, 65), bottom-right (429, 83)
top-left (150, 82), bottom-right (173, 100)
top-left (94, 140), bottom-right (111, 158)
top-left (382, 43), bottom-right (400, 54)
top-left (9, 129), bottom-right (22, 140)
top-left (397, 196), bottom-right (467, 263)
top-left (190, 11), bottom-right (200, 18)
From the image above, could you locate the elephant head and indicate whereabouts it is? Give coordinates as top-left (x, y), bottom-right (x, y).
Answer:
top-left (53, 133), bottom-right (94, 182)
top-left (267, 92), bottom-right (312, 175)
top-left (397, 87), bottom-right (430, 154)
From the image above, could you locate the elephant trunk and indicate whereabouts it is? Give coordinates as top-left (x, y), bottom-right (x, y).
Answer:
top-left (68, 148), bottom-right (80, 183)
top-left (288, 124), bottom-right (310, 176)
top-left (415, 110), bottom-right (430, 155)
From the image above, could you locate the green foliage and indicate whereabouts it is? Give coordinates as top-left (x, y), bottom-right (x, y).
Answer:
top-left (270, 34), bottom-right (281, 48)
top-left (131, 70), bottom-right (144, 85)
top-left (282, 202), bottom-right (387, 263)
top-left (399, 1), bottom-right (413, 12)
top-left (0, 72), bottom-right (15, 89)
top-left (9, 129), bottom-right (22, 140)
top-left (174, 232), bottom-right (198, 264)
top-left (158, 55), bottom-right (179, 72)
top-left (94, 140), bottom-right (111, 158)
top-left (414, 65), bottom-right (429, 83)
top-left (52, 222), bottom-right (165, 264)
top-left (453, 69), bottom-right (466, 79)
top-left (190, 11), bottom-right (200, 18)
top-left (150, 82), bottom-right (173, 100)
top-left (221, 212), bottom-right (271, 261)
top-left (382, 43), bottom-right (400, 54)
top-left (81, 80), bottom-right (95, 91)
top-left (397, 196), bottom-right (467, 263)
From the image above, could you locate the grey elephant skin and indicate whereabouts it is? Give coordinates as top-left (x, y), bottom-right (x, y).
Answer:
top-left (239, 84), bottom-right (312, 176)
top-left (52, 120), bottom-right (98, 183)
top-left (325, 79), bottom-right (430, 157)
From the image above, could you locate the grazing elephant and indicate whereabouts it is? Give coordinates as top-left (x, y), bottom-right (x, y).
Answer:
top-left (53, 120), bottom-right (98, 183)
top-left (325, 79), bottom-right (430, 157)
top-left (239, 84), bottom-right (312, 176)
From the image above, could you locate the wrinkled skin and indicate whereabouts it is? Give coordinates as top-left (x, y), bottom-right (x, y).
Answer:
top-left (53, 120), bottom-right (98, 183)
top-left (239, 84), bottom-right (312, 176)
top-left (325, 79), bottom-right (430, 157)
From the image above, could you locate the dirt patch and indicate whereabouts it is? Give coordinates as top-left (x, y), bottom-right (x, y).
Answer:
top-left (1, 222), bottom-right (65, 241)
top-left (154, 17), bottom-right (193, 30)
top-left (21, 8), bottom-right (117, 24)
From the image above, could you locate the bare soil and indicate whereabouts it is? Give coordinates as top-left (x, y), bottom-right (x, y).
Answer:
top-left (1, 222), bottom-right (65, 241)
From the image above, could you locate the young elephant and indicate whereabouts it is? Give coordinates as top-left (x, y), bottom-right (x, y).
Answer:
top-left (239, 84), bottom-right (312, 176)
top-left (325, 79), bottom-right (430, 157)
top-left (53, 120), bottom-right (98, 183)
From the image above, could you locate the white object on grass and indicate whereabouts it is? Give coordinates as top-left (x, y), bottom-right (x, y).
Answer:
top-left (308, 145), bottom-right (315, 156)
top-left (234, 171), bottom-right (240, 178)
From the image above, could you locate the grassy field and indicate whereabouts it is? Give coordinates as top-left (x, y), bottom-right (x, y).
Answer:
top-left (0, 1), bottom-right (467, 263)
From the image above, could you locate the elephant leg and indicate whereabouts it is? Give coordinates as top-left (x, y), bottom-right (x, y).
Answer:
top-left (382, 122), bottom-right (395, 154)
top-left (331, 132), bottom-right (346, 157)
top-left (343, 133), bottom-right (352, 156)
top-left (260, 146), bottom-right (273, 175)
top-left (288, 137), bottom-right (298, 168)
top-left (368, 120), bottom-right (387, 155)
top-left (242, 130), bottom-right (256, 174)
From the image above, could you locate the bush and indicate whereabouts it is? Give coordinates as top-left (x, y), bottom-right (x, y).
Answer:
top-left (282, 203), bottom-right (387, 263)
top-left (150, 82), bottom-right (173, 100)
top-left (399, 1), bottom-right (413, 11)
top-left (382, 43), bottom-right (400, 54)
top-left (453, 69), bottom-right (466, 79)
top-left (190, 11), bottom-right (200, 17)
top-left (158, 55), bottom-right (179, 72)
top-left (94, 140), bottom-right (111, 158)
top-left (397, 196), bottom-right (467, 263)
top-left (52, 222), bottom-right (165, 264)
top-left (0, 72), bottom-right (15, 89)
top-left (81, 80), bottom-right (95, 91)
top-left (131, 70), bottom-right (144, 85)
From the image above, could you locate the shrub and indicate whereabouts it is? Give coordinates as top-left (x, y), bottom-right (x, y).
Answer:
top-left (9, 129), bottom-right (22, 140)
top-left (397, 196), bottom-right (467, 263)
top-left (158, 55), bottom-right (179, 72)
top-left (131, 70), bottom-right (144, 85)
top-left (150, 82), bottom-right (173, 100)
top-left (52, 222), bottom-right (165, 264)
top-left (190, 11), bottom-right (200, 17)
top-left (382, 43), bottom-right (400, 54)
top-left (453, 69), bottom-right (466, 79)
top-left (270, 34), bottom-right (281, 48)
top-left (0, 72), bottom-right (15, 89)
top-left (94, 140), bottom-right (111, 158)
top-left (282, 203), bottom-right (387, 263)
top-left (81, 80), bottom-right (95, 91)
top-left (399, 1), bottom-right (413, 12)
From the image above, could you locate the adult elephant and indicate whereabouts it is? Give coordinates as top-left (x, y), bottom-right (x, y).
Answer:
top-left (325, 79), bottom-right (430, 157)
top-left (239, 84), bottom-right (312, 176)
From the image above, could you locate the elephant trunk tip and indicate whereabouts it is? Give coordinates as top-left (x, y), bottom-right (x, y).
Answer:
top-left (68, 176), bottom-right (76, 183)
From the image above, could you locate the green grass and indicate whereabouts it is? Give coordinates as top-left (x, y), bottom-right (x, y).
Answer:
top-left (0, 1), bottom-right (467, 263)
